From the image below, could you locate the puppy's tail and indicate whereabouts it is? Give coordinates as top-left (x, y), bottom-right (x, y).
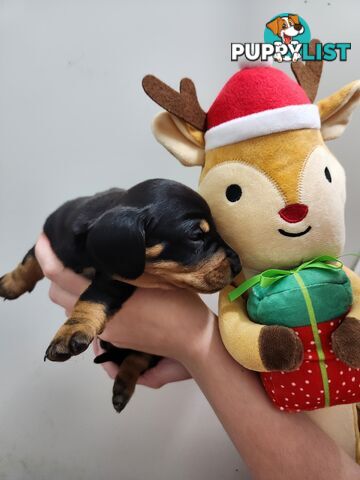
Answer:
top-left (0, 246), bottom-right (44, 300)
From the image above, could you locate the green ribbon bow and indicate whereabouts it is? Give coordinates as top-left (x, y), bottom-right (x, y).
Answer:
top-left (228, 255), bottom-right (343, 302)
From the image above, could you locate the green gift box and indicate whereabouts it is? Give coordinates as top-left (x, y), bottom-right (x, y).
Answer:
top-left (247, 267), bottom-right (352, 327)
top-left (228, 256), bottom-right (353, 327)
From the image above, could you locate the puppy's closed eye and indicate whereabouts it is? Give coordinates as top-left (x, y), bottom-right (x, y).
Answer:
top-left (187, 220), bottom-right (210, 242)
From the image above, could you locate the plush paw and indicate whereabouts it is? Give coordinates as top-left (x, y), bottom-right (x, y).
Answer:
top-left (45, 323), bottom-right (94, 362)
top-left (259, 325), bottom-right (303, 371)
top-left (332, 317), bottom-right (360, 369)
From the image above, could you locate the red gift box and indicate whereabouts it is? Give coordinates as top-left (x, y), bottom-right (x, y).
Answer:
top-left (261, 315), bottom-right (360, 412)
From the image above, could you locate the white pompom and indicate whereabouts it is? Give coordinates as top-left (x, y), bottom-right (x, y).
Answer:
top-left (238, 57), bottom-right (273, 70)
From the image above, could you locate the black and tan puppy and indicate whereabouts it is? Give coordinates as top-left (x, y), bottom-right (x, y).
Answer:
top-left (0, 179), bottom-right (240, 412)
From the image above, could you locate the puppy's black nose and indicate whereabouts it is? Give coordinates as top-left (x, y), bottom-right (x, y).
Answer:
top-left (227, 249), bottom-right (241, 277)
top-left (294, 23), bottom-right (303, 31)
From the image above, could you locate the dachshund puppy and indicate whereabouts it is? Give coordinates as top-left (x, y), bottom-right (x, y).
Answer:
top-left (0, 179), bottom-right (240, 412)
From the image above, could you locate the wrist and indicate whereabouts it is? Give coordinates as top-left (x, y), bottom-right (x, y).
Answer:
top-left (180, 308), bottom-right (219, 371)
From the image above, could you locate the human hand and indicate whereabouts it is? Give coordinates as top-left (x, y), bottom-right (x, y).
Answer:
top-left (35, 233), bottom-right (215, 386)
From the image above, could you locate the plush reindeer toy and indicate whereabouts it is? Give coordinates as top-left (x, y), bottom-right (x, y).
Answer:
top-left (0, 179), bottom-right (240, 412)
top-left (143, 40), bottom-right (360, 460)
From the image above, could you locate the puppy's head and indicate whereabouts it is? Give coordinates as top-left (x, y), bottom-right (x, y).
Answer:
top-left (86, 180), bottom-right (241, 293)
top-left (142, 182), bottom-right (241, 293)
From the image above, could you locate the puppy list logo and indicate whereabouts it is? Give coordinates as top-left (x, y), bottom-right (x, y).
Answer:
top-left (231, 13), bottom-right (351, 63)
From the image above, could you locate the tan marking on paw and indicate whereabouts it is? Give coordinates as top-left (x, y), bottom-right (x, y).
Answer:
top-left (112, 353), bottom-right (153, 412)
top-left (0, 255), bottom-right (43, 299)
top-left (46, 301), bottom-right (108, 361)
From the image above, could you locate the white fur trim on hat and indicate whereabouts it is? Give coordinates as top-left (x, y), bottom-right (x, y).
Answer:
top-left (205, 104), bottom-right (320, 151)
top-left (238, 57), bottom-right (273, 70)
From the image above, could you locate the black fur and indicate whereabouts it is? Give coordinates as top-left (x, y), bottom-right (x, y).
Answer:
top-left (95, 340), bottom-right (161, 370)
top-left (1, 178), bottom-right (241, 412)
top-left (43, 179), bottom-right (240, 278)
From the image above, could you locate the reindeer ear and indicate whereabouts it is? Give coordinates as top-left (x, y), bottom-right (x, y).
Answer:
top-left (152, 111), bottom-right (205, 167)
top-left (143, 75), bottom-right (206, 166)
top-left (86, 206), bottom-right (146, 279)
top-left (317, 80), bottom-right (360, 141)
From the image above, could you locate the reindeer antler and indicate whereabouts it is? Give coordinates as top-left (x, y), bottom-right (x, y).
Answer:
top-left (142, 75), bottom-right (206, 131)
top-left (291, 39), bottom-right (323, 102)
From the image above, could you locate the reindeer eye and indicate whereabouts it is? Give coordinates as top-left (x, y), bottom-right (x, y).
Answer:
top-left (226, 184), bottom-right (242, 202)
top-left (324, 167), bottom-right (332, 183)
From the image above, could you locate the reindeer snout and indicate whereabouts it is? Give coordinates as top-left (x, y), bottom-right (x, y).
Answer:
top-left (279, 204), bottom-right (308, 223)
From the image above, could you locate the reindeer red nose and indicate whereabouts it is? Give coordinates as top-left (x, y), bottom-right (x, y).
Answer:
top-left (279, 204), bottom-right (309, 223)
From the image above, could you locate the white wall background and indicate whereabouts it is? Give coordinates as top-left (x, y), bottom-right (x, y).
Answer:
top-left (0, 1), bottom-right (359, 479)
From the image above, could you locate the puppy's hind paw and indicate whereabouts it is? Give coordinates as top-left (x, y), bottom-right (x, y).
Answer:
top-left (112, 378), bottom-right (132, 413)
top-left (0, 251), bottom-right (43, 300)
top-left (0, 273), bottom-right (28, 300)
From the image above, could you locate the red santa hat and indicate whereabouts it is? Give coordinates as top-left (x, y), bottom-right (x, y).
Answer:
top-left (205, 59), bottom-right (321, 151)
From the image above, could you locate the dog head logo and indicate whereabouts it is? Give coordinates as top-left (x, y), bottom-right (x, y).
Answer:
top-left (265, 13), bottom-right (311, 62)
top-left (266, 15), bottom-right (304, 44)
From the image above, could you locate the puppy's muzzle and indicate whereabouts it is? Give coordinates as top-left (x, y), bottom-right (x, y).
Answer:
top-left (204, 248), bottom-right (241, 291)
top-left (227, 247), bottom-right (241, 277)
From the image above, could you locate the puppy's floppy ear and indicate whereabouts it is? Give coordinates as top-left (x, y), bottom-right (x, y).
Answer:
top-left (266, 17), bottom-right (281, 36)
top-left (86, 206), bottom-right (146, 279)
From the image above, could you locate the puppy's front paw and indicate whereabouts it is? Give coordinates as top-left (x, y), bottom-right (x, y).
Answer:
top-left (332, 317), bottom-right (360, 368)
top-left (45, 321), bottom-right (94, 362)
top-left (259, 325), bottom-right (303, 372)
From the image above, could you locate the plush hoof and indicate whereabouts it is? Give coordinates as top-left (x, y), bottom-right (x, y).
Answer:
top-left (332, 317), bottom-right (360, 369)
top-left (112, 379), bottom-right (131, 413)
top-left (45, 330), bottom-right (93, 362)
top-left (259, 325), bottom-right (304, 372)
